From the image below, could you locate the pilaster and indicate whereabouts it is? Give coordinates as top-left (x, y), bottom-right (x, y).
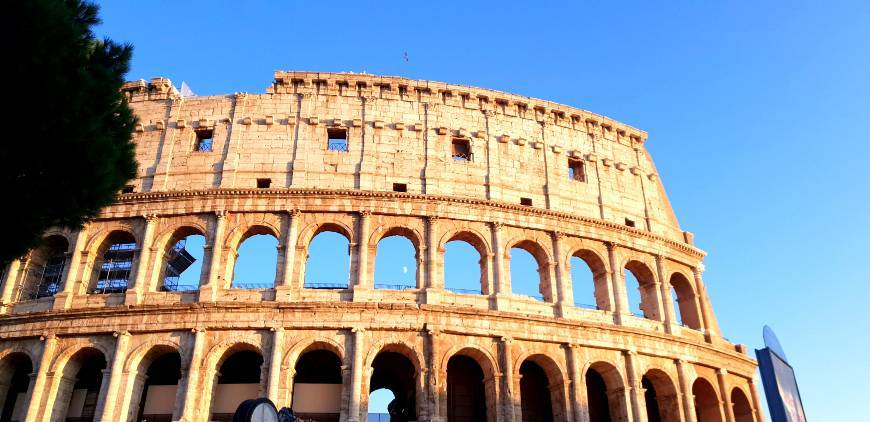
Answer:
top-left (199, 211), bottom-right (227, 302)
top-left (347, 327), bottom-right (366, 422)
top-left (275, 210), bottom-right (300, 301)
top-left (125, 215), bottom-right (158, 305)
top-left (23, 333), bottom-right (58, 422)
top-left (179, 328), bottom-right (207, 421)
top-left (97, 331), bottom-right (131, 421)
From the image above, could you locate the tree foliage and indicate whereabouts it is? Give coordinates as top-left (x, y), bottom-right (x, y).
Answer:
top-left (3, 0), bottom-right (137, 262)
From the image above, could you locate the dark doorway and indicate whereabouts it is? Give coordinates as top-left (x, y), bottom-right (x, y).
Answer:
top-left (447, 355), bottom-right (486, 422)
top-left (370, 352), bottom-right (416, 422)
top-left (135, 351), bottom-right (181, 422)
top-left (0, 353), bottom-right (32, 422)
top-left (520, 361), bottom-right (554, 422)
top-left (586, 368), bottom-right (611, 422)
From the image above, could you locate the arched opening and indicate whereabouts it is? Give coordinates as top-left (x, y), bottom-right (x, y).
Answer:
top-left (374, 233), bottom-right (418, 290)
top-left (586, 362), bottom-right (627, 422)
top-left (368, 351), bottom-right (417, 421)
top-left (231, 228), bottom-right (279, 289)
top-left (510, 241), bottom-right (551, 301)
top-left (21, 235), bottom-right (68, 300)
top-left (641, 369), bottom-right (680, 422)
top-left (692, 378), bottom-right (723, 422)
top-left (292, 349), bottom-right (343, 421)
top-left (92, 231), bottom-right (136, 294)
top-left (133, 349), bottom-right (182, 422)
top-left (570, 250), bottom-right (608, 310)
top-left (624, 261), bottom-right (661, 320)
top-left (446, 355), bottom-right (487, 422)
top-left (731, 388), bottom-right (754, 422)
top-left (368, 388), bottom-right (395, 422)
top-left (444, 232), bottom-right (487, 295)
top-left (0, 353), bottom-right (33, 422)
top-left (586, 368), bottom-right (610, 422)
top-left (210, 349), bottom-right (264, 422)
top-left (160, 229), bottom-right (205, 292)
top-left (304, 229), bottom-right (351, 289)
top-left (52, 348), bottom-right (107, 422)
top-left (669, 273), bottom-right (703, 330)
top-left (519, 361), bottom-right (554, 422)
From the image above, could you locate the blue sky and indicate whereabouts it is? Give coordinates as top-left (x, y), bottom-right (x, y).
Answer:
top-left (97, 1), bottom-right (870, 419)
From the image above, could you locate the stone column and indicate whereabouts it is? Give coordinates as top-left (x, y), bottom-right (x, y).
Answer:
top-left (425, 329), bottom-right (441, 422)
top-left (179, 328), bottom-right (207, 422)
top-left (126, 215), bottom-right (158, 305)
top-left (97, 331), bottom-right (131, 421)
top-left (655, 255), bottom-right (679, 334)
top-left (675, 359), bottom-right (697, 422)
top-left (748, 378), bottom-right (763, 422)
top-left (0, 258), bottom-right (22, 313)
top-left (353, 211), bottom-right (372, 300)
top-left (552, 232), bottom-right (574, 316)
top-left (275, 210), bottom-right (300, 300)
top-left (348, 327), bottom-right (365, 422)
top-left (605, 242), bottom-right (629, 324)
top-left (424, 217), bottom-right (441, 304)
top-left (692, 266), bottom-right (721, 338)
top-left (23, 333), bottom-right (58, 422)
top-left (499, 336), bottom-right (516, 422)
top-left (491, 223), bottom-right (511, 310)
top-left (53, 225), bottom-right (90, 310)
top-left (565, 344), bottom-right (587, 422)
top-left (200, 211), bottom-right (227, 302)
top-left (624, 350), bottom-right (647, 422)
top-left (717, 369), bottom-right (735, 422)
top-left (267, 327), bottom-right (285, 405)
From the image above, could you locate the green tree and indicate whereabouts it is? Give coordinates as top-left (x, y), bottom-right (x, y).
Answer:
top-left (3, 0), bottom-right (137, 262)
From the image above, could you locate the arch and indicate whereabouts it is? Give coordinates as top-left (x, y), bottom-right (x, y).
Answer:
top-left (372, 227), bottom-right (420, 290)
top-left (228, 225), bottom-right (280, 289)
top-left (207, 343), bottom-right (265, 421)
top-left (49, 341), bottom-right (112, 374)
top-left (669, 272), bottom-right (703, 330)
top-left (570, 248), bottom-right (610, 310)
top-left (363, 340), bottom-right (423, 373)
top-left (125, 343), bottom-right (184, 422)
top-left (0, 351), bottom-right (34, 422)
top-left (730, 386), bottom-right (754, 422)
top-left (89, 229), bottom-right (138, 294)
top-left (283, 337), bottom-right (347, 370)
top-left (203, 339), bottom-right (264, 372)
top-left (48, 346), bottom-right (108, 422)
top-left (302, 224), bottom-right (352, 289)
top-left (624, 259), bottom-right (661, 320)
top-left (641, 368), bottom-right (680, 422)
top-left (585, 360), bottom-right (628, 422)
top-left (507, 238), bottom-right (553, 302)
top-left (368, 350), bottom-right (419, 421)
top-left (442, 229), bottom-right (491, 295)
top-left (692, 377), bottom-right (723, 422)
top-left (439, 344), bottom-right (499, 378)
top-left (155, 226), bottom-right (207, 292)
top-left (19, 235), bottom-right (69, 300)
top-left (290, 344), bottom-right (344, 420)
top-left (441, 344), bottom-right (499, 422)
top-left (296, 221), bottom-right (354, 249)
top-left (515, 353), bottom-right (567, 422)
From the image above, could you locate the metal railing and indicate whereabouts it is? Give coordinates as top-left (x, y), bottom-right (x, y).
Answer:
top-left (374, 283), bottom-right (416, 290)
top-left (304, 282), bottom-right (349, 290)
top-left (230, 282), bottom-right (275, 290)
top-left (160, 284), bottom-right (200, 292)
top-left (327, 141), bottom-right (348, 152)
top-left (574, 302), bottom-right (598, 310)
top-left (445, 287), bottom-right (483, 295)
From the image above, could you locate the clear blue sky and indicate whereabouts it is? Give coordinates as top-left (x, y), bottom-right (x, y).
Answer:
top-left (96, 1), bottom-right (870, 419)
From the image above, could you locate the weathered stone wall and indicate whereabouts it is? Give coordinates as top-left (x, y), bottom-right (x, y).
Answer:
top-left (0, 73), bottom-right (761, 422)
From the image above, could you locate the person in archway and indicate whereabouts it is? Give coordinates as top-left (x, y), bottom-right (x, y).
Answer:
top-left (387, 397), bottom-right (411, 422)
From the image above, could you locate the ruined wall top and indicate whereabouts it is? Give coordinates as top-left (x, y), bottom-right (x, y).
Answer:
top-left (121, 71), bottom-right (692, 245)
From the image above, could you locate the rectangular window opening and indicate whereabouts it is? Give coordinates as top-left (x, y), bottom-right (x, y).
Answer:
top-left (256, 178), bottom-right (272, 189)
top-left (392, 183), bottom-right (408, 192)
top-left (451, 138), bottom-right (472, 161)
top-left (327, 128), bottom-right (348, 152)
top-left (520, 197), bottom-right (533, 206)
top-left (194, 129), bottom-right (214, 152)
top-left (121, 185), bottom-right (135, 194)
top-left (625, 218), bottom-right (636, 228)
top-left (568, 158), bottom-right (586, 182)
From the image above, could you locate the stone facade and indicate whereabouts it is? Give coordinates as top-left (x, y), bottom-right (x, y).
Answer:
top-left (0, 72), bottom-right (761, 422)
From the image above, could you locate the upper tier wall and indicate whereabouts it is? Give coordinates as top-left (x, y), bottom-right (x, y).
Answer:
top-left (122, 72), bottom-right (688, 243)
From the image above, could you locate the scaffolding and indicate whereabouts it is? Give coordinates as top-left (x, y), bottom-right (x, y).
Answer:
top-left (93, 242), bottom-right (136, 294)
top-left (161, 239), bottom-right (197, 292)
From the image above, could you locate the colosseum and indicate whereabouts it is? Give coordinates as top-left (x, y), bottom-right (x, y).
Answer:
top-left (0, 72), bottom-right (761, 422)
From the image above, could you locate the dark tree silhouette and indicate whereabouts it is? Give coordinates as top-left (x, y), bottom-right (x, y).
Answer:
top-left (4, 0), bottom-right (137, 262)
